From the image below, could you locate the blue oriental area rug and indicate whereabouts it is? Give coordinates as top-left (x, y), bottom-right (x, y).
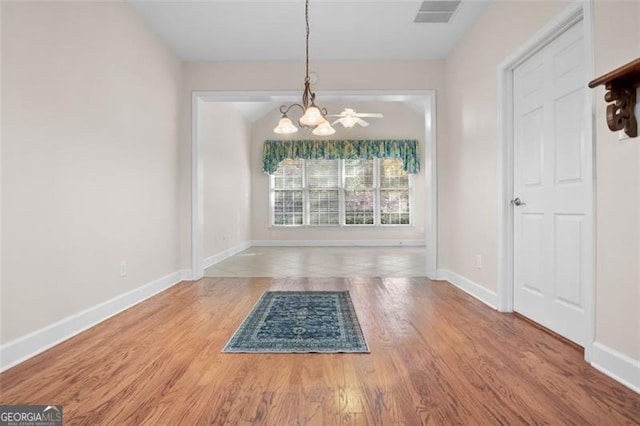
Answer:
top-left (223, 291), bottom-right (369, 353)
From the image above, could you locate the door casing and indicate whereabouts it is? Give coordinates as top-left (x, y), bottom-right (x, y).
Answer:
top-left (497, 1), bottom-right (596, 361)
top-left (190, 90), bottom-right (438, 281)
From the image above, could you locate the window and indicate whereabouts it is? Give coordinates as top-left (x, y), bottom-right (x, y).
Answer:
top-left (272, 160), bottom-right (303, 225)
top-left (306, 160), bottom-right (340, 225)
top-left (344, 159), bottom-right (375, 225)
top-left (270, 158), bottom-right (412, 227)
top-left (380, 158), bottom-right (411, 225)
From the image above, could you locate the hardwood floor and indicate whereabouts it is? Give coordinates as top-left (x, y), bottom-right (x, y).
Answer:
top-left (1, 277), bottom-right (638, 424)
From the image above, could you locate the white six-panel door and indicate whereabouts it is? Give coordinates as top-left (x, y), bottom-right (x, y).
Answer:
top-left (513, 20), bottom-right (591, 346)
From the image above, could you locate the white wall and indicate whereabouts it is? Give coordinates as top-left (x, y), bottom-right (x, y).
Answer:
top-left (443, 0), bottom-right (639, 385)
top-left (250, 100), bottom-right (427, 243)
top-left (1, 2), bottom-right (182, 344)
top-left (201, 102), bottom-right (252, 259)
top-left (591, 0), bottom-right (640, 362)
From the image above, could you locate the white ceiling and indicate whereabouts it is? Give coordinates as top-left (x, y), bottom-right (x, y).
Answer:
top-left (128, 0), bottom-right (491, 61)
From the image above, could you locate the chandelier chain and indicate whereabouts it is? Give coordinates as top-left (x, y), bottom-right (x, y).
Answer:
top-left (274, 0), bottom-right (335, 135)
top-left (305, 0), bottom-right (310, 81)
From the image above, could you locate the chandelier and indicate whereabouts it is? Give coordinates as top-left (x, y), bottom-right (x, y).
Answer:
top-left (273, 0), bottom-right (335, 136)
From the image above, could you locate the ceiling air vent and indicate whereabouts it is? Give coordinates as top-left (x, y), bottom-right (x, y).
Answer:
top-left (414, 0), bottom-right (461, 23)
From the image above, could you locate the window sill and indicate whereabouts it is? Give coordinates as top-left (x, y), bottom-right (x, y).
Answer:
top-left (269, 225), bottom-right (416, 231)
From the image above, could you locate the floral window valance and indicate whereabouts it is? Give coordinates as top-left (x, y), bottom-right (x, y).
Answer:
top-left (262, 139), bottom-right (420, 174)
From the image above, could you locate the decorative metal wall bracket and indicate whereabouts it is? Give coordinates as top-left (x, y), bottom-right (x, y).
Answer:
top-left (589, 57), bottom-right (640, 138)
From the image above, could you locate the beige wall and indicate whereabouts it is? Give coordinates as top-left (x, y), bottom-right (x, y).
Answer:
top-left (201, 102), bottom-right (252, 258)
top-left (250, 100), bottom-right (427, 243)
top-left (444, 0), bottom-right (639, 363)
top-left (1, 2), bottom-right (182, 343)
top-left (592, 0), bottom-right (640, 358)
top-left (442, 0), bottom-right (569, 291)
top-left (184, 61), bottom-right (445, 92)
top-left (182, 60), bottom-right (445, 262)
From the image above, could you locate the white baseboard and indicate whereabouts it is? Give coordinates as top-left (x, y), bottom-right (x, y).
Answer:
top-left (203, 241), bottom-right (252, 269)
top-left (591, 342), bottom-right (640, 394)
top-left (436, 269), bottom-right (498, 309)
top-left (251, 239), bottom-right (425, 247)
top-left (0, 269), bottom-right (190, 373)
top-left (435, 270), bottom-right (448, 280)
top-left (436, 272), bottom-right (639, 394)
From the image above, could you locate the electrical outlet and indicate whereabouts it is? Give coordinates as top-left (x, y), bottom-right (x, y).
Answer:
top-left (475, 254), bottom-right (483, 269)
top-left (120, 261), bottom-right (127, 277)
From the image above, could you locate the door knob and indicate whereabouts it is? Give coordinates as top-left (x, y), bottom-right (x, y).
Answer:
top-left (511, 197), bottom-right (525, 206)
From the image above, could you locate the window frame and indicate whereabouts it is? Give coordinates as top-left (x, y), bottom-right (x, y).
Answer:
top-left (342, 158), bottom-right (376, 227)
top-left (269, 158), bottom-right (413, 228)
top-left (305, 159), bottom-right (341, 226)
top-left (378, 158), bottom-right (413, 226)
top-left (269, 159), bottom-right (305, 227)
